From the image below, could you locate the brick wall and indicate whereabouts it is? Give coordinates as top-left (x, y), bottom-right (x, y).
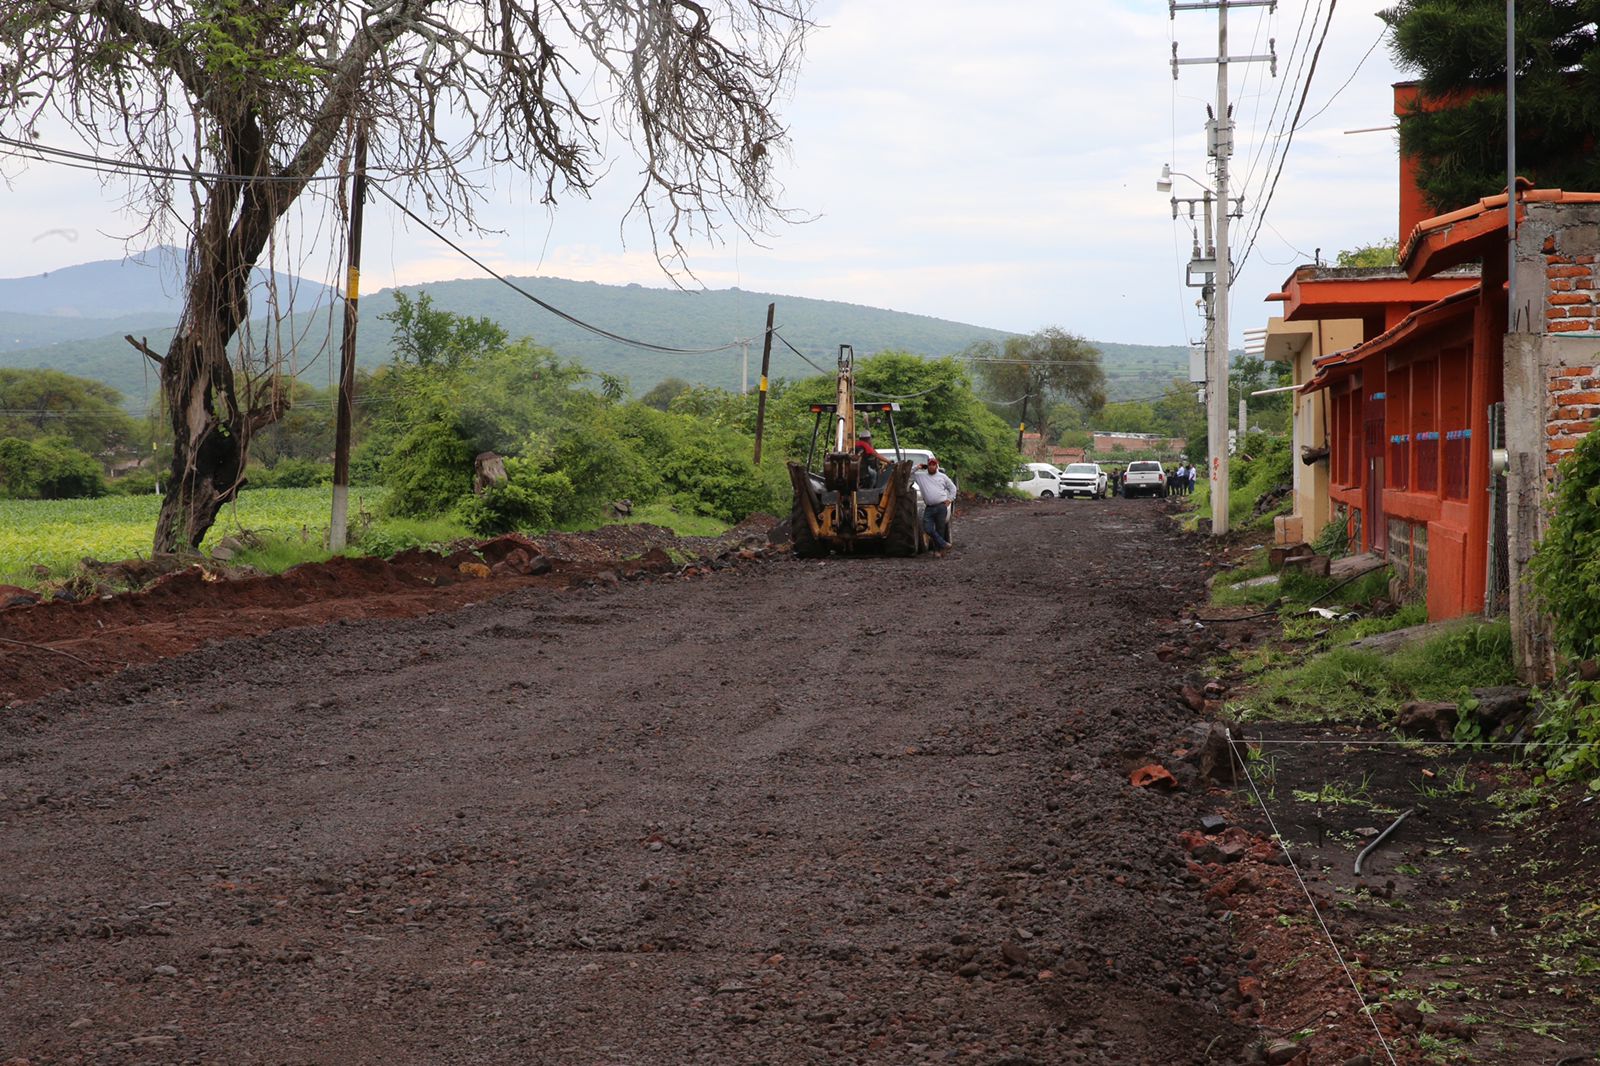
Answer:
top-left (1543, 234), bottom-right (1600, 333)
top-left (1545, 363), bottom-right (1600, 474)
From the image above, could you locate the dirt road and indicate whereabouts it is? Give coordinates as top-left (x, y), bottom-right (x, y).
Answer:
top-left (1, 500), bottom-right (1253, 1064)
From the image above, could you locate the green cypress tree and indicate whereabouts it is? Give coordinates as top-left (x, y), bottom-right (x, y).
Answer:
top-left (1383, 0), bottom-right (1600, 212)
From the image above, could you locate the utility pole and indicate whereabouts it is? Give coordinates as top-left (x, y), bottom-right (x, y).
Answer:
top-left (1172, 0), bottom-right (1275, 534)
top-left (753, 303), bottom-right (776, 463)
top-left (329, 124), bottom-right (367, 552)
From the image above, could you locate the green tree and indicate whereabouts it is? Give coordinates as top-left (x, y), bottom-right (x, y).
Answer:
top-left (771, 351), bottom-right (1018, 492)
top-left (1096, 401), bottom-right (1158, 435)
top-left (0, 369), bottom-right (140, 458)
top-left (641, 377), bottom-right (694, 411)
top-left (381, 291), bottom-right (508, 370)
top-left (966, 328), bottom-right (1106, 443)
top-left (1152, 380), bottom-right (1209, 458)
top-left (1336, 240), bottom-right (1400, 268)
top-left (0, 437), bottom-right (108, 499)
top-left (2, 0), bottom-right (809, 551)
top-left (1383, 0), bottom-right (1600, 212)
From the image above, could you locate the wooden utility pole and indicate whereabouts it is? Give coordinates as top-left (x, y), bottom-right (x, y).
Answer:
top-left (753, 303), bottom-right (775, 463)
top-left (329, 126), bottom-right (368, 551)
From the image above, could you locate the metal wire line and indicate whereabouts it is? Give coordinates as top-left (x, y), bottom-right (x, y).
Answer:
top-left (1230, 729), bottom-right (1401, 1066)
top-left (0, 134), bottom-right (348, 184)
top-left (768, 329), bottom-right (832, 375)
top-left (1234, 0), bottom-right (1339, 280)
top-left (369, 182), bottom-right (744, 357)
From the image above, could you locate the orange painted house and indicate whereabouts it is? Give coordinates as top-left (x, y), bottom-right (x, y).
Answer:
top-left (1261, 82), bottom-right (1600, 677)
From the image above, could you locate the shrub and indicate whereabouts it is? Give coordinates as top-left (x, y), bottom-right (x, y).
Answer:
top-left (456, 463), bottom-right (575, 535)
top-left (247, 458), bottom-right (333, 489)
top-left (109, 470), bottom-right (159, 496)
top-left (381, 419), bottom-right (474, 517)
top-left (0, 436), bottom-right (107, 499)
top-left (1530, 427), bottom-right (1600, 660)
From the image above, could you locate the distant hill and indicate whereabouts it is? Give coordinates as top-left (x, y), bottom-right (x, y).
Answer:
top-left (0, 262), bottom-right (1190, 410)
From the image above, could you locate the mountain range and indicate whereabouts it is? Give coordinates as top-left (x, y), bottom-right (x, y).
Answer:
top-left (0, 248), bottom-right (1191, 411)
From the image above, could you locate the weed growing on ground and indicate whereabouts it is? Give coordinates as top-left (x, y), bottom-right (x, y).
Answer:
top-left (1234, 619), bottom-right (1514, 723)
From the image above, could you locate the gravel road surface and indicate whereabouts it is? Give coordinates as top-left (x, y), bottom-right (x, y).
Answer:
top-left (1, 499), bottom-right (1251, 1064)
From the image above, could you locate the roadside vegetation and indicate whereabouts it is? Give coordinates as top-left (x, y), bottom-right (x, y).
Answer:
top-left (1, 296), bottom-right (1029, 590)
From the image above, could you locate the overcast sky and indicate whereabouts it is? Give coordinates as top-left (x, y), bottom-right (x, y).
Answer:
top-left (0, 0), bottom-right (1410, 350)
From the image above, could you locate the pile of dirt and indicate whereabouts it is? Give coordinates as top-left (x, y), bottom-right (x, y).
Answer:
top-left (0, 516), bottom-right (782, 707)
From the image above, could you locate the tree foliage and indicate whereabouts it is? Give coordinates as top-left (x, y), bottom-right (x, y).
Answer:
top-left (0, 437), bottom-right (108, 499)
top-left (1336, 240), bottom-right (1401, 268)
top-left (770, 351), bottom-right (1019, 491)
top-left (0, 369), bottom-right (140, 457)
top-left (1530, 427), bottom-right (1600, 662)
top-left (1383, 0), bottom-right (1600, 212)
top-left (966, 328), bottom-right (1106, 443)
top-left (0, 0), bottom-right (810, 551)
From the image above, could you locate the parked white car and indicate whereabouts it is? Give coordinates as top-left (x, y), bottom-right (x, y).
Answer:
top-left (1122, 460), bottom-right (1169, 498)
top-left (1009, 462), bottom-right (1063, 498)
top-left (1058, 462), bottom-right (1107, 499)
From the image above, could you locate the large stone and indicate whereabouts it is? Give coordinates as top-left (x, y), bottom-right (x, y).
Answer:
top-left (1395, 700), bottom-right (1458, 739)
top-left (0, 585), bottom-right (41, 610)
top-left (1471, 685), bottom-right (1531, 729)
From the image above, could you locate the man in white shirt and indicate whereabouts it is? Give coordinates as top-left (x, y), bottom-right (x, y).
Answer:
top-left (911, 456), bottom-right (957, 555)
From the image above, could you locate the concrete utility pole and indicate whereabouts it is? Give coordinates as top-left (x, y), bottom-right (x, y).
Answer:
top-left (1171, 0), bottom-right (1275, 534)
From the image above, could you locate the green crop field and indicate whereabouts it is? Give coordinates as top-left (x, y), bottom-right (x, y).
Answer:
top-left (0, 487), bottom-right (388, 584)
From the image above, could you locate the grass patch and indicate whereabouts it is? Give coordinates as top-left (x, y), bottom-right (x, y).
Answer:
top-left (621, 502), bottom-right (731, 537)
top-left (1232, 618), bottom-right (1516, 723)
top-left (353, 515), bottom-right (473, 558)
top-left (0, 488), bottom-right (391, 586)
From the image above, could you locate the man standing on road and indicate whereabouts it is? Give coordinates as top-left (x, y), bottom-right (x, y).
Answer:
top-left (912, 455), bottom-right (957, 555)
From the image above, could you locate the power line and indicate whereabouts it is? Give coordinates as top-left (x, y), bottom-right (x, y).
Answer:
top-left (369, 181), bottom-right (743, 357)
top-left (0, 134), bottom-right (347, 185)
top-left (1294, 22), bottom-right (1386, 131)
top-left (768, 329), bottom-right (832, 376)
top-left (1233, 0), bottom-right (1338, 279)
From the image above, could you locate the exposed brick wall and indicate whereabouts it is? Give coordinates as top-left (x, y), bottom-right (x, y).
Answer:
top-left (1543, 234), bottom-right (1600, 333)
top-left (1545, 363), bottom-right (1599, 473)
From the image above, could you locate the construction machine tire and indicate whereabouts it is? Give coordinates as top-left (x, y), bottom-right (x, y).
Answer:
top-left (790, 495), bottom-right (828, 558)
top-left (886, 479), bottom-right (921, 557)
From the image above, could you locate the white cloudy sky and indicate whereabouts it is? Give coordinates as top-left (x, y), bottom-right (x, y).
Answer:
top-left (0, 0), bottom-right (1409, 349)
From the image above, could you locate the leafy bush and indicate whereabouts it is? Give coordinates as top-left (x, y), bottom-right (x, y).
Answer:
top-left (109, 470), bottom-right (159, 496)
top-left (1532, 680), bottom-right (1600, 788)
top-left (0, 436), bottom-right (107, 499)
top-left (382, 419), bottom-right (475, 517)
top-left (353, 515), bottom-right (469, 558)
top-left (247, 458), bottom-right (333, 489)
top-left (456, 462), bottom-right (575, 535)
top-left (1530, 427), bottom-right (1600, 660)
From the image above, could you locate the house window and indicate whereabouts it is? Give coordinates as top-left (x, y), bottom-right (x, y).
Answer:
top-left (1387, 367), bottom-right (1410, 491)
top-left (1440, 346), bottom-right (1470, 500)
top-left (1412, 359), bottom-right (1438, 493)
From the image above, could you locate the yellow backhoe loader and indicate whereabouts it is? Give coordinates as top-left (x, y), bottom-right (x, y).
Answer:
top-left (787, 345), bottom-right (926, 557)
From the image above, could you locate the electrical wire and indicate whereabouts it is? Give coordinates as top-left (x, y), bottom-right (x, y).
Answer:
top-left (1231, 730), bottom-right (1401, 1066)
top-left (1234, 0), bottom-right (1339, 279)
top-left (1294, 22), bottom-right (1387, 131)
top-left (0, 134), bottom-right (346, 185)
top-left (369, 181), bottom-right (743, 357)
top-left (768, 329), bottom-right (833, 376)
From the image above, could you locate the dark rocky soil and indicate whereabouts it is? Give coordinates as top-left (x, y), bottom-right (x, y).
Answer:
top-left (1, 499), bottom-right (1258, 1064)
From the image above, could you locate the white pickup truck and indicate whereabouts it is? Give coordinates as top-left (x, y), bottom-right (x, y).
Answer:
top-left (1121, 460), bottom-right (1169, 498)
